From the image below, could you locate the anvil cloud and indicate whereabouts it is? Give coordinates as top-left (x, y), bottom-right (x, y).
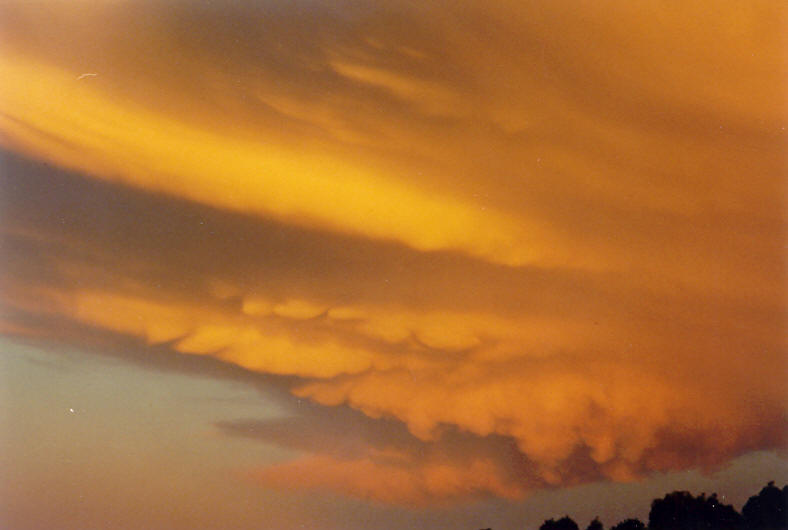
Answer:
top-left (0, 0), bottom-right (785, 512)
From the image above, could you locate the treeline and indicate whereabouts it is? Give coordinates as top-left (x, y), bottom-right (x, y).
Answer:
top-left (483, 481), bottom-right (787, 530)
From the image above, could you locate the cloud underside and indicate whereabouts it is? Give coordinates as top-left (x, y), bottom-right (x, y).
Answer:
top-left (1, 0), bottom-right (785, 506)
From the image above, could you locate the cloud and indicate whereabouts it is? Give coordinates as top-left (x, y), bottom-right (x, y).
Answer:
top-left (0, 50), bottom-right (537, 266)
top-left (1, 141), bottom-right (785, 502)
top-left (0, 0), bottom-right (785, 507)
top-left (252, 454), bottom-right (523, 506)
top-left (328, 59), bottom-right (462, 116)
top-left (294, 360), bottom-right (785, 485)
top-left (218, 414), bottom-right (530, 505)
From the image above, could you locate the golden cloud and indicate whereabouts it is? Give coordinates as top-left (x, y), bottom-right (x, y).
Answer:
top-left (253, 454), bottom-right (524, 506)
top-left (0, 0), bottom-right (785, 506)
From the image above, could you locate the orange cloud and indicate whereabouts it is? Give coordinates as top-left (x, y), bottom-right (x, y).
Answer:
top-left (253, 454), bottom-right (523, 506)
top-left (0, 0), bottom-right (785, 508)
top-left (0, 52), bottom-right (541, 267)
top-left (3, 268), bottom-right (780, 496)
top-left (293, 361), bottom-right (783, 486)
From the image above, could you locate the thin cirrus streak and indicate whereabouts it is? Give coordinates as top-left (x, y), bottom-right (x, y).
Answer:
top-left (0, 0), bottom-right (785, 509)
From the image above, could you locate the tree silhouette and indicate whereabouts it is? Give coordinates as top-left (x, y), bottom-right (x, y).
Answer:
top-left (525, 483), bottom-right (786, 530)
top-left (648, 490), bottom-right (743, 530)
top-left (742, 482), bottom-right (787, 530)
top-left (540, 516), bottom-right (580, 530)
top-left (610, 519), bottom-right (645, 530)
top-left (586, 517), bottom-right (604, 530)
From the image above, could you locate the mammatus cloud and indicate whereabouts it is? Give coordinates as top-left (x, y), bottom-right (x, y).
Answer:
top-left (0, 0), bottom-right (785, 507)
top-left (1, 178), bottom-right (782, 502)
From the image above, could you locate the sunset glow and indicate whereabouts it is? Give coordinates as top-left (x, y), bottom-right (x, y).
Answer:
top-left (1, 1), bottom-right (786, 529)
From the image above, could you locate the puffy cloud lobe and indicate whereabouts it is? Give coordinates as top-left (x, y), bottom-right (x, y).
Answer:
top-left (1, 219), bottom-right (781, 500)
top-left (0, 0), bottom-right (786, 507)
top-left (294, 362), bottom-right (784, 485)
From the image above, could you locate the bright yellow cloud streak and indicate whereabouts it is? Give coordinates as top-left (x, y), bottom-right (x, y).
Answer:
top-left (0, 53), bottom-right (538, 266)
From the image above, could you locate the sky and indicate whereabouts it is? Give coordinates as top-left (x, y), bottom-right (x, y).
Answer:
top-left (0, 1), bottom-right (786, 528)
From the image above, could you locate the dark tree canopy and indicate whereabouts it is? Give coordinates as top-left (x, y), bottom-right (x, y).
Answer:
top-left (529, 483), bottom-right (785, 530)
top-left (610, 519), bottom-right (645, 530)
top-left (586, 517), bottom-right (604, 530)
top-left (540, 516), bottom-right (580, 530)
top-left (649, 490), bottom-right (743, 530)
top-left (742, 482), bottom-right (787, 530)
